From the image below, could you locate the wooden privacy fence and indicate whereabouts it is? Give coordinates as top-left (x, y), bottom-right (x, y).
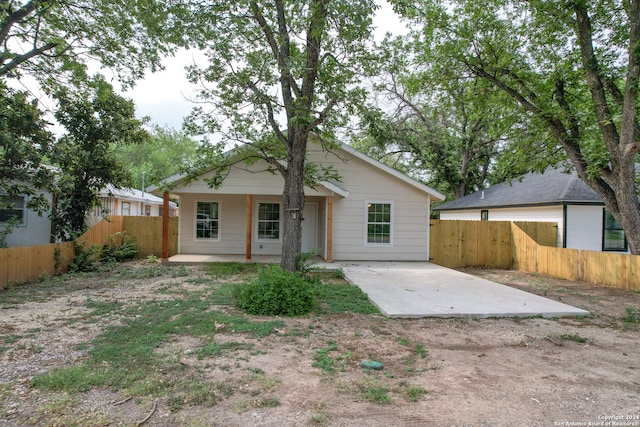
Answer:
top-left (429, 220), bottom-right (557, 269)
top-left (431, 219), bottom-right (640, 291)
top-left (0, 216), bottom-right (178, 289)
top-left (511, 223), bottom-right (640, 291)
top-left (122, 216), bottom-right (178, 258)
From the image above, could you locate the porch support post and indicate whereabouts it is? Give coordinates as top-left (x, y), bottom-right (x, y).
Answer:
top-left (326, 196), bottom-right (333, 263)
top-left (162, 192), bottom-right (169, 260)
top-left (246, 194), bottom-right (253, 261)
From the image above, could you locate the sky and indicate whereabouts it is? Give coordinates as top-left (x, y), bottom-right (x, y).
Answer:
top-left (123, 1), bottom-right (406, 132)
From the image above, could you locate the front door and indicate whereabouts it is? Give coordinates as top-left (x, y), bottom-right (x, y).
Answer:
top-left (301, 203), bottom-right (317, 253)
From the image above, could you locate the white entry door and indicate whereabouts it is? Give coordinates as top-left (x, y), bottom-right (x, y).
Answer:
top-left (301, 203), bottom-right (317, 253)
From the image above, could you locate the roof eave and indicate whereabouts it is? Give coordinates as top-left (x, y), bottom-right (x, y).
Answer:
top-left (434, 200), bottom-right (605, 211)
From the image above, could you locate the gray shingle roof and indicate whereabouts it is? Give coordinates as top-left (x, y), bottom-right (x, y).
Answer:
top-left (434, 168), bottom-right (603, 211)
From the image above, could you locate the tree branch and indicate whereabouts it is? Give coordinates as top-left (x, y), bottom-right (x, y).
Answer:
top-left (619, 0), bottom-right (640, 156)
top-left (0, 0), bottom-right (37, 45)
top-left (0, 41), bottom-right (56, 76)
top-left (573, 3), bottom-right (621, 153)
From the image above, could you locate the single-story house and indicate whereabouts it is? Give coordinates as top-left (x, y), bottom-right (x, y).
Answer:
top-left (151, 141), bottom-right (445, 261)
top-left (0, 188), bottom-right (55, 247)
top-left (434, 167), bottom-right (629, 253)
top-left (88, 185), bottom-right (178, 225)
top-left (1, 183), bottom-right (178, 248)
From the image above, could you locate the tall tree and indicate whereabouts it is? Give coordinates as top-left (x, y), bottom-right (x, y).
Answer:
top-left (354, 35), bottom-right (534, 200)
top-left (1, 0), bottom-right (190, 227)
top-left (50, 77), bottom-right (148, 239)
top-left (394, 0), bottom-right (640, 253)
top-left (183, 0), bottom-right (377, 271)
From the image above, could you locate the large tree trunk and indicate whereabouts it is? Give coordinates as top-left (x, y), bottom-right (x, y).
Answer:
top-left (614, 183), bottom-right (640, 254)
top-left (280, 132), bottom-right (307, 271)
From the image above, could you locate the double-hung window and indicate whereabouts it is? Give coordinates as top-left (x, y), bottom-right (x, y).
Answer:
top-left (121, 202), bottom-right (131, 216)
top-left (0, 195), bottom-right (26, 226)
top-left (366, 202), bottom-right (392, 244)
top-left (603, 209), bottom-right (627, 251)
top-left (257, 202), bottom-right (280, 240)
top-left (196, 201), bottom-right (219, 239)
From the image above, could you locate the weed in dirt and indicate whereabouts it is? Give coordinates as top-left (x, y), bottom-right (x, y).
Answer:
top-left (234, 396), bottom-right (281, 413)
top-left (313, 340), bottom-right (340, 373)
top-left (172, 265), bottom-right (190, 277)
top-left (622, 307), bottom-right (640, 323)
top-left (559, 333), bottom-right (588, 343)
top-left (185, 276), bottom-right (213, 285)
top-left (167, 381), bottom-right (220, 412)
top-left (415, 343), bottom-right (428, 358)
top-left (196, 340), bottom-right (254, 359)
top-left (397, 337), bottom-right (411, 346)
top-left (403, 384), bottom-right (427, 402)
top-left (310, 413), bottom-right (328, 425)
top-left (84, 297), bottom-right (122, 317)
top-left (359, 380), bottom-right (391, 404)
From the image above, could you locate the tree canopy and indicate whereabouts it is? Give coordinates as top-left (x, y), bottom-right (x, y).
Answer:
top-left (182, 0), bottom-right (378, 270)
top-left (353, 34), bottom-right (543, 200)
top-left (0, 0), bottom-right (190, 88)
top-left (113, 125), bottom-right (200, 190)
top-left (51, 77), bottom-right (149, 239)
top-left (392, 0), bottom-right (640, 253)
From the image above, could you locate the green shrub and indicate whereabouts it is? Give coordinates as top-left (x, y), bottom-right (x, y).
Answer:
top-left (69, 241), bottom-right (101, 272)
top-left (100, 232), bottom-right (138, 263)
top-left (233, 265), bottom-right (315, 316)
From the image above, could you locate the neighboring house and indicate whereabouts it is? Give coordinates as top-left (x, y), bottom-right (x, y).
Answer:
top-left (434, 167), bottom-right (629, 253)
top-left (151, 141), bottom-right (445, 261)
top-left (2, 183), bottom-right (177, 248)
top-left (0, 189), bottom-right (55, 247)
top-left (89, 185), bottom-right (178, 225)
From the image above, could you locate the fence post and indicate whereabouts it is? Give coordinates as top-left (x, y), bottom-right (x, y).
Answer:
top-left (162, 192), bottom-right (169, 260)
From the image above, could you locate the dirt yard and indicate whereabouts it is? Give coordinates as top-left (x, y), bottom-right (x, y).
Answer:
top-left (1, 261), bottom-right (639, 427)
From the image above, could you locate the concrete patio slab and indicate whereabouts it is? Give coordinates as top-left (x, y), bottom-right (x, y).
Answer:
top-left (336, 262), bottom-right (589, 319)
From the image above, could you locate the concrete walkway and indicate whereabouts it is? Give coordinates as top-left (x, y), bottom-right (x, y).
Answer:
top-left (335, 262), bottom-right (589, 319)
top-left (168, 255), bottom-right (588, 318)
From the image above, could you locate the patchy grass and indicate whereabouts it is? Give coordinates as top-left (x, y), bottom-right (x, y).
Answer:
top-left (622, 307), bottom-right (640, 324)
top-left (313, 280), bottom-right (380, 315)
top-left (31, 288), bottom-right (285, 396)
top-left (559, 333), bottom-right (588, 343)
top-left (208, 262), bottom-right (261, 278)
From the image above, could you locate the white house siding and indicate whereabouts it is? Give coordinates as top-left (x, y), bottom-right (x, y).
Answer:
top-left (179, 193), bottom-right (253, 255)
top-left (4, 190), bottom-right (53, 247)
top-left (168, 142), bottom-right (436, 261)
top-left (306, 149), bottom-right (430, 261)
top-left (564, 205), bottom-right (611, 252)
top-left (440, 206), bottom-right (564, 248)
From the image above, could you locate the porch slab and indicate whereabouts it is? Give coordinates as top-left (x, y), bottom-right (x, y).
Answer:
top-left (335, 261), bottom-right (589, 319)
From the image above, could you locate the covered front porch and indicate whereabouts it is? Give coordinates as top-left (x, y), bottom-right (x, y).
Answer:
top-left (160, 192), bottom-right (341, 262)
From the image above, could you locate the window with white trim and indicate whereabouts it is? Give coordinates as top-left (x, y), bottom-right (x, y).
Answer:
top-left (257, 202), bottom-right (280, 240)
top-left (366, 202), bottom-right (392, 244)
top-left (196, 201), bottom-right (219, 239)
top-left (0, 195), bottom-right (26, 226)
top-left (603, 209), bottom-right (627, 251)
top-left (121, 201), bottom-right (131, 216)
